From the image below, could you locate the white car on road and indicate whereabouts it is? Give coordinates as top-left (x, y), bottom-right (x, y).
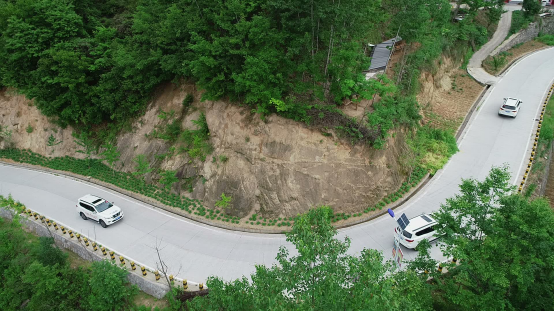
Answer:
top-left (394, 214), bottom-right (439, 249)
top-left (498, 97), bottom-right (522, 118)
top-left (76, 194), bottom-right (124, 228)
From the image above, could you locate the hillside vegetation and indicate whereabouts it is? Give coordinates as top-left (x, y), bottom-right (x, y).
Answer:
top-left (0, 0), bottom-right (502, 144)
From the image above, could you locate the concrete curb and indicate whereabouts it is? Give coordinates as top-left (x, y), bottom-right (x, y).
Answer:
top-left (0, 206), bottom-right (205, 298)
top-left (455, 85), bottom-right (490, 142)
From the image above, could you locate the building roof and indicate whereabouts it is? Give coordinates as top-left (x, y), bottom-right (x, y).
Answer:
top-left (368, 36), bottom-right (402, 72)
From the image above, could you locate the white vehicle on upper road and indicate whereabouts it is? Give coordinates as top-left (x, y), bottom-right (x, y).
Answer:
top-left (498, 97), bottom-right (522, 118)
top-left (76, 194), bottom-right (124, 228)
top-left (394, 214), bottom-right (439, 249)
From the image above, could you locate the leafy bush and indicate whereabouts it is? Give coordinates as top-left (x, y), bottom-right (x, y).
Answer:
top-left (87, 260), bottom-right (139, 310)
top-left (183, 94), bottom-right (194, 108)
top-left (0, 212), bottom-right (141, 311)
top-left (215, 193), bottom-right (232, 210)
top-left (180, 113), bottom-right (213, 161)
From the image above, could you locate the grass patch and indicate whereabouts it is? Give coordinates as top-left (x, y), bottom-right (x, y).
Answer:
top-left (537, 34), bottom-right (554, 46)
top-left (408, 126), bottom-right (458, 174)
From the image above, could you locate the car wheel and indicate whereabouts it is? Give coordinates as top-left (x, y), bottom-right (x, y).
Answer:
top-left (99, 220), bottom-right (107, 228)
top-left (80, 212), bottom-right (88, 220)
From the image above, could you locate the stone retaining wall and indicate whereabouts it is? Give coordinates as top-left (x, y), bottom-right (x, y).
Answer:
top-left (0, 207), bottom-right (203, 299)
top-left (491, 16), bottom-right (554, 56)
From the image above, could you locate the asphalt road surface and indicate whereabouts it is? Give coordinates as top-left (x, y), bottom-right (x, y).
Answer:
top-left (1, 47), bottom-right (553, 284)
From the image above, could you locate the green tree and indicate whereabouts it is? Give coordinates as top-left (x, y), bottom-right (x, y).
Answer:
top-left (158, 170), bottom-right (178, 191)
top-left (522, 0), bottom-right (541, 18)
top-left (73, 131), bottom-right (96, 168)
top-left (188, 206), bottom-right (432, 310)
top-left (132, 154), bottom-right (152, 185)
top-left (99, 142), bottom-right (120, 175)
top-left (31, 237), bottom-right (67, 267)
top-left (46, 134), bottom-right (62, 154)
top-left (87, 260), bottom-right (138, 311)
top-left (433, 165), bottom-right (554, 310)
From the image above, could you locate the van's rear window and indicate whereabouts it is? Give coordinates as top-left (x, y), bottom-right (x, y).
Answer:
top-left (403, 230), bottom-right (412, 238)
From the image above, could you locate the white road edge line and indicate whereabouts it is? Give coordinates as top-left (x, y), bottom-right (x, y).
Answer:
top-left (513, 77), bottom-right (554, 185)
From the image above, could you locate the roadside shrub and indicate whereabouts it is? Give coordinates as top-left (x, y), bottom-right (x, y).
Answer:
top-left (509, 10), bottom-right (533, 36)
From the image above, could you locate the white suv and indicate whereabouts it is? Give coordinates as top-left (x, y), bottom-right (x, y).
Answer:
top-left (394, 214), bottom-right (439, 249)
top-left (76, 194), bottom-right (124, 228)
top-left (498, 97), bottom-right (522, 118)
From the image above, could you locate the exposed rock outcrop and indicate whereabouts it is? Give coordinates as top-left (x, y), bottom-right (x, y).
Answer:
top-left (0, 83), bottom-right (407, 218)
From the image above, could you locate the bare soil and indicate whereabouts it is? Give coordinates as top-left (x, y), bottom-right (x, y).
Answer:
top-left (419, 68), bottom-right (485, 131)
top-left (482, 40), bottom-right (548, 75)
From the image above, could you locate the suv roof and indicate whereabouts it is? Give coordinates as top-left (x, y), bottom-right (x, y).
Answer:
top-left (78, 194), bottom-right (102, 205)
top-left (404, 214), bottom-right (437, 233)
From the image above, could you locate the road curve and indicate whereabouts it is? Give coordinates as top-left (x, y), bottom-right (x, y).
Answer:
top-left (1, 47), bottom-right (553, 283)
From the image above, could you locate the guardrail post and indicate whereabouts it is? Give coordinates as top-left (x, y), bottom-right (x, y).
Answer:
top-left (84, 237), bottom-right (89, 246)
top-left (438, 263), bottom-right (443, 273)
top-left (69, 230), bottom-right (74, 238)
top-left (169, 275), bottom-right (174, 282)
top-left (92, 242), bottom-right (97, 251)
top-left (182, 279), bottom-right (188, 290)
top-left (119, 256), bottom-right (125, 265)
top-left (199, 283), bottom-right (204, 290)
top-left (130, 261), bottom-right (136, 270)
top-left (155, 270), bottom-right (160, 281)
top-left (101, 247), bottom-right (107, 256)
top-left (109, 251), bottom-right (115, 260)
top-left (141, 266), bottom-right (147, 276)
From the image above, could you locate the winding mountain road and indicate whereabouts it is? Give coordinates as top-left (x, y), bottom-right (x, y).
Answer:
top-left (1, 47), bottom-right (553, 284)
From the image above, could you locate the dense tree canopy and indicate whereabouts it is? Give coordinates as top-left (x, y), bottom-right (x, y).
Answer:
top-left (0, 0), bottom-right (502, 138)
top-left (188, 168), bottom-right (554, 311)
top-left (433, 166), bottom-right (554, 310)
top-left (187, 206), bottom-right (433, 310)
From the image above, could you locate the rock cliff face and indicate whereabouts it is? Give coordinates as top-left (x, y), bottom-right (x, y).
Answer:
top-left (0, 89), bottom-right (81, 158)
top-left (0, 83), bottom-right (407, 218)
